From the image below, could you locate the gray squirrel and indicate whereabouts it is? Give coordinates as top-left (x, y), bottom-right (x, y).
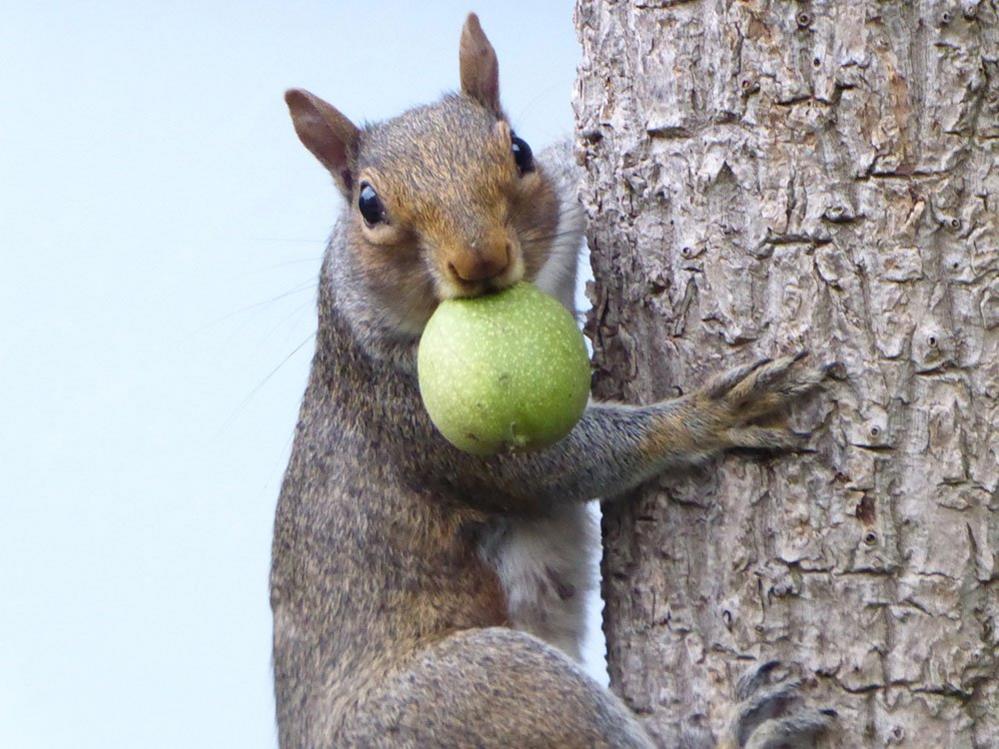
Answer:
top-left (272, 13), bottom-right (835, 748)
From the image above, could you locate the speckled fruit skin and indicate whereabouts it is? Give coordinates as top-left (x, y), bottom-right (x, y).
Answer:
top-left (417, 283), bottom-right (591, 456)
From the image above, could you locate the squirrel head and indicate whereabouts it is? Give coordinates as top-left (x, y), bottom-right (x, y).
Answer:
top-left (284, 13), bottom-right (562, 338)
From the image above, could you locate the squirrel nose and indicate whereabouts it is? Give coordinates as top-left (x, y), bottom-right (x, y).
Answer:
top-left (448, 243), bottom-right (510, 282)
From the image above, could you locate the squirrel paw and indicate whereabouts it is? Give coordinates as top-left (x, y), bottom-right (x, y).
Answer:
top-left (721, 660), bottom-right (837, 749)
top-left (699, 352), bottom-right (827, 452)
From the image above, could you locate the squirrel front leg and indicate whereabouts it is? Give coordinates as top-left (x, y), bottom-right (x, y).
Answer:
top-left (423, 352), bottom-right (827, 511)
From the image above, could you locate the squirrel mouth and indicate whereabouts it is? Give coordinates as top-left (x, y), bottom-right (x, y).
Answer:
top-left (437, 253), bottom-right (525, 300)
top-left (467, 275), bottom-right (516, 295)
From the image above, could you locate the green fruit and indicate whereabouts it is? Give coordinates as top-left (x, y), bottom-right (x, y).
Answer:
top-left (417, 282), bottom-right (591, 456)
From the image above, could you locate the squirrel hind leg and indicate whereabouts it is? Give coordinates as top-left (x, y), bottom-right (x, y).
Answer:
top-left (357, 627), bottom-right (653, 748)
top-left (479, 505), bottom-right (597, 663)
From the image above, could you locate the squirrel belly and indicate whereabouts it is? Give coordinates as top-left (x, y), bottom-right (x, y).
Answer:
top-left (478, 504), bottom-right (597, 662)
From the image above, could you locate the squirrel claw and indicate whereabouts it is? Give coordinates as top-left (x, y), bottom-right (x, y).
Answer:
top-left (707, 353), bottom-right (822, 409)
top-left (735, 660), bottom-right (781, 700)
top-left (822, 361), bottom-right (848, 380)
top-left (706, 358), bottom-right (772, 399)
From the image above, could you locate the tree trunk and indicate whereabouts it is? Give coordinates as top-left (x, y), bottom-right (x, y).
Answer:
top-left (574, 1), bottom-right (998, 747)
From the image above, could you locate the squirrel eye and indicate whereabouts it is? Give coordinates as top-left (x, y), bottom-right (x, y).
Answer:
top-left (358, 182), bottom-right (385, 226)
top-left (511, 133), bottom-right (534, 175)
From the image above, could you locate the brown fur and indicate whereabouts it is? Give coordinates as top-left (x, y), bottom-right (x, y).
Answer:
top-left (272, 13), bottom-right (834, 749)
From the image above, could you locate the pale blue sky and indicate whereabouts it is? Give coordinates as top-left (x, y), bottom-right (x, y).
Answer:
top-left (0, 3), bottom-right (587, 747)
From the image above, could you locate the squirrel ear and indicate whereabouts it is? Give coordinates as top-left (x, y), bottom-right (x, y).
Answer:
top-left (459, 13), bottom-right (501, 114)
top-left (285, 88), bottom-right (360, 198)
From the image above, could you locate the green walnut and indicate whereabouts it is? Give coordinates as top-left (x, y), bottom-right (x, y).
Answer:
top-left (417, 282), bottom-right (591, 455)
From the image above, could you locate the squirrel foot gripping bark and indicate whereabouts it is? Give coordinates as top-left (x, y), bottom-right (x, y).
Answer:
top-left (681, 661), bottom-right (837, 749)
top-left (724, 660), bottom-right (837, 749)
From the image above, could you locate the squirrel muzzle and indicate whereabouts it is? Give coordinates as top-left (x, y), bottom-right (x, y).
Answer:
top-left (446, 241), bottom-right (511, 283)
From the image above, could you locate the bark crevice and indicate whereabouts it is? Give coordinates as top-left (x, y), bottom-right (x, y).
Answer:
top-left (575, 0), bottom-right (998, 746)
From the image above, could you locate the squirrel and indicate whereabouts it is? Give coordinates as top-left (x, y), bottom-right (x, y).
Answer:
top-left (272, 12), bottom-right (836, 749)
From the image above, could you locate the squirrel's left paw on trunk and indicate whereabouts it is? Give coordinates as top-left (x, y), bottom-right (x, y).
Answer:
top-left (698, 352), bottom-right (831, 453)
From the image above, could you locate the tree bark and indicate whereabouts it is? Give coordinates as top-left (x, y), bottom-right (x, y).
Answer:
top-left (574, 1), bottom-right (998, 746)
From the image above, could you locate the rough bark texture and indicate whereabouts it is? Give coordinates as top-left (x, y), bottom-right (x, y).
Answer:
top-left (574, 1), bottom-right (998, 747)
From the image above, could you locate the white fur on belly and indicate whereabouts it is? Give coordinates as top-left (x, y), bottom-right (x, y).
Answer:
top-left (478, 505), bottom-right (597, 662)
